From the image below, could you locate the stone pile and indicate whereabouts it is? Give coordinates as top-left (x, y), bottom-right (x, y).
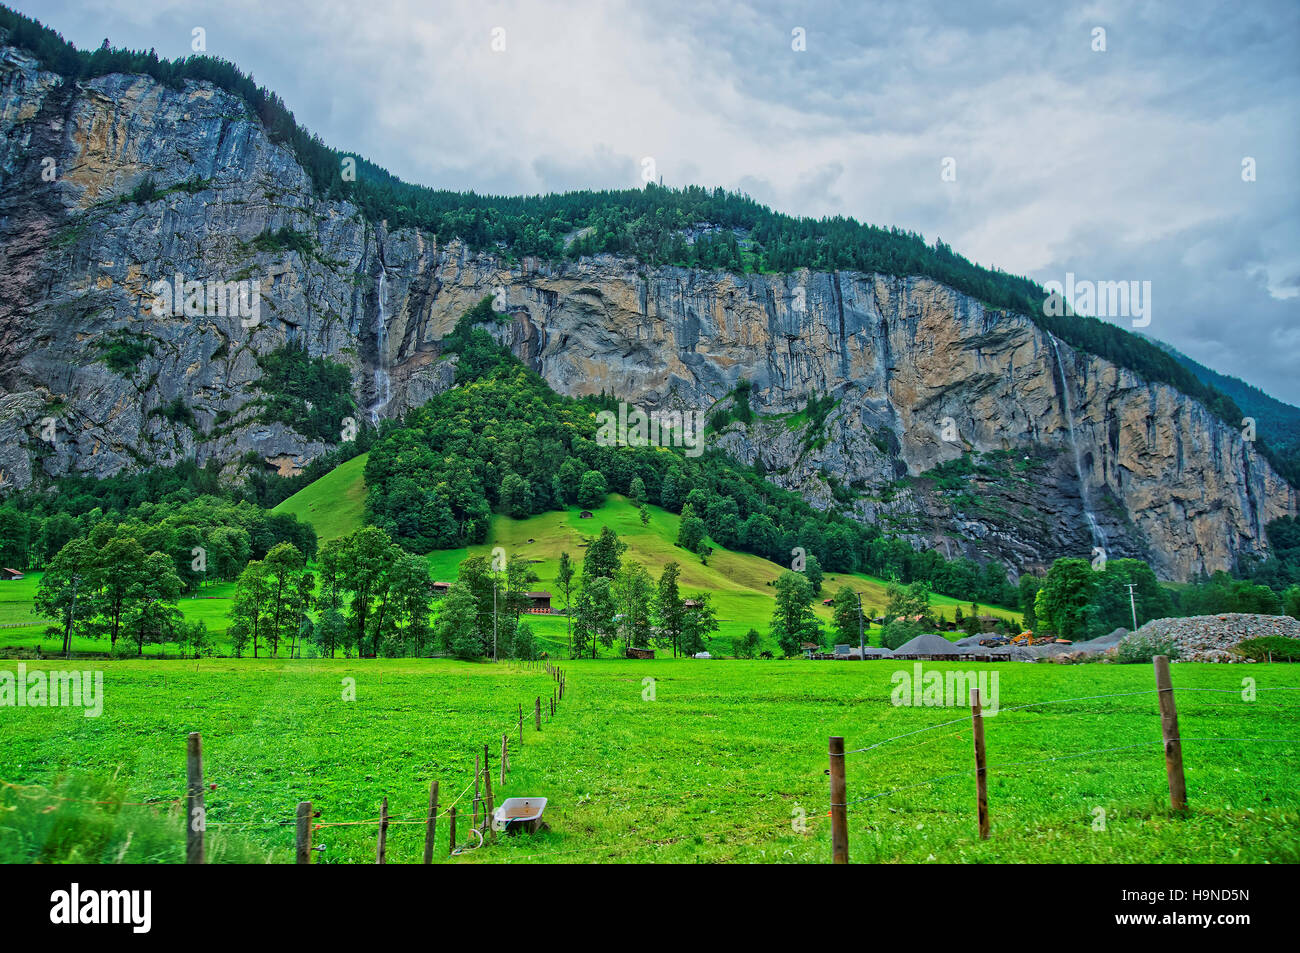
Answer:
top-left (1122, 614), bottom-right (1300, 663)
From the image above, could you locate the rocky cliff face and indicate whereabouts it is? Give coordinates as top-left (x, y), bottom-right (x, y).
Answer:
top-left (0, 46), bottom-right (1292, 580)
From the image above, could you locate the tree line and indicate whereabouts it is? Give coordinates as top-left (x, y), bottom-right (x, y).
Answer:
top-left (1021, 557), bottom-right (1300, 642)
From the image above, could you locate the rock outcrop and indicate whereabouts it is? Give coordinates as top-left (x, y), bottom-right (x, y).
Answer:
top-left (0, 46), bottom-right (1293, 580)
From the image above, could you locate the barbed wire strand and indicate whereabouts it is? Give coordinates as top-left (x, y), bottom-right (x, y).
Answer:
top-left (844, 735), bottom-right (1300, 808)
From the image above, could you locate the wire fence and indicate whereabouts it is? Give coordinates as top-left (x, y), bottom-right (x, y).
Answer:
top-left (5, 659), bottom-right (1296, 864)
top-left (827, 671), bottom-right (1300, 861)
top-left (1, 659), bottom-right (570, 859)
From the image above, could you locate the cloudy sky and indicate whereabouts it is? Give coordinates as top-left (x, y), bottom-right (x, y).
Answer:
top-left (17, 0), bottom-right (1300, 403)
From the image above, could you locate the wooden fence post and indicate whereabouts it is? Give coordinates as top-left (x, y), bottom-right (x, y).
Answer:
top-left (501, 734), bottom-right (508, 786)
top-left (423, 781), bottom-right (438, 864)
top-left (376, 796), bottom-right (389, 864)
top-left (829, 736), bottom-right (848, 864)
top-left (474, 752), bottom-right (481, 826)
top-left (482, 743), bottom-right (496, 841)
top-left (448, 805), bottom-right (456, 856)
top-left (1154, 655), bottom-right (1187, 809)
top-left (519, 703), bottom-right (523, 747)
top-left (971, 688), bottom-right (990, 840)
top-left (535, 696), bottom-right (541, 731)
top-left (295, 800), bottom-right (312, 864)
top-left (185, 731), bottom-right (204, 864)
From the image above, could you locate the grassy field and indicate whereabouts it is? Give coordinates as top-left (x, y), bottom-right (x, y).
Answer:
top-left (1, 658), bottom-right (1295, 864)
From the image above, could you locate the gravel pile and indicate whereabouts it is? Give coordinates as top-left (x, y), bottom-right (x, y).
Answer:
top-left (891, 633), bottom-right (965, 656)
top-left (1121, 614), bottom-right (1300, 663)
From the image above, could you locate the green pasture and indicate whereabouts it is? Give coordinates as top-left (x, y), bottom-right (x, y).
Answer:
top-left (1, 658), bottom-right (1295, 864)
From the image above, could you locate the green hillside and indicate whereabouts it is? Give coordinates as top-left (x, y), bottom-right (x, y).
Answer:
top-left (2, 458), bottom-right (1019, 659)
top-left (276, 453), bottom-right (1020, 655)
top-left (271, 452), bottom-right (369, 543)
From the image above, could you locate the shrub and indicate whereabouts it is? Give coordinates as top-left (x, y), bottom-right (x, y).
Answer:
top-left (1235, 636), bottom-right (1300, 662)
top-left (735, 628), bottom-right (762, 659)
top-left (94, 332), bottom-right (153, 375)
top-left (1116, 633), bottom-right (1180, 664)
top-left (126, 175), bottom-right (158, 203)
top-left (251, 226), bottom-right (314, 256)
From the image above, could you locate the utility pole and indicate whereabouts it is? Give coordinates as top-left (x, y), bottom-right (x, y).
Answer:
top-left (855, 592), bottom-right (865, 659)
top-left (493, 572), bottom-right (498, 662)
top-left (1125, 583), bottom-right (1139, 631)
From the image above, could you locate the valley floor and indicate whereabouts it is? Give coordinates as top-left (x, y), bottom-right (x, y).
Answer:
top-left (1, 659), bottom-right (1296, 863)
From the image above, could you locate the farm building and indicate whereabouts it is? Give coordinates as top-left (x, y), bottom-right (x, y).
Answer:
top-left (524, 591), bottom-right (552, 613)
top-left (579, 510), bottom-right (593, 519)
top-left (626, 647), bottom-right (655, 659)
top-left (0, 568), bottom-right (24, 581)
top-left (431, 581), bottom-right (451, 597)
top-left (683, 599), bottom-right (703, 611)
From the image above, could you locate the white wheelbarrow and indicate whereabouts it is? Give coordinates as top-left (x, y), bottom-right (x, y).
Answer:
top-left (492, 797), bottom-right (549, 835)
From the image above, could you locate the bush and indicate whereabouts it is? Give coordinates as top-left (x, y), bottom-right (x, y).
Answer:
top-left (126, 175), bottom-right (158, 204)
top-left (1235, 636), bottom-right (1300, 662)
top-left (1116, 633), bottom-right (1181, 664)
top-left (251, 226), bottom-right (315, 256)
top-left (94, 332), bottom-right (153, 375)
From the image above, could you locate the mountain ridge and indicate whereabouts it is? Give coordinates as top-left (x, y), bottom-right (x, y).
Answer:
top-left (0, 2), bottom-right (1293, 476)
top-left (0, 8), bottom-right (1294, 582)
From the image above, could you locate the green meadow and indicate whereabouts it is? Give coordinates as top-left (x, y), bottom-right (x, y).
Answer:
top-left (0, 573), bottom-right (239, 652)
top-left (1, 658), bottom-right (1295, 863)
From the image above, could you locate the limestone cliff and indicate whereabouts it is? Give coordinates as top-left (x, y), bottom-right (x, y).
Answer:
top-left (0, 46), bottom-right (1291, 580)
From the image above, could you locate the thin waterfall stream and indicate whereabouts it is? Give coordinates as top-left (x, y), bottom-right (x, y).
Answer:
top-left (1046, 331), bottom-right (1106, 551)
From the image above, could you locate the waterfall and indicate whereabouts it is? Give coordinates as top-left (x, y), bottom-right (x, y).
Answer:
top-left (369, 268), bottom-right (391, 424)
top-left (1046, 331), bottom-right (1106, 551)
